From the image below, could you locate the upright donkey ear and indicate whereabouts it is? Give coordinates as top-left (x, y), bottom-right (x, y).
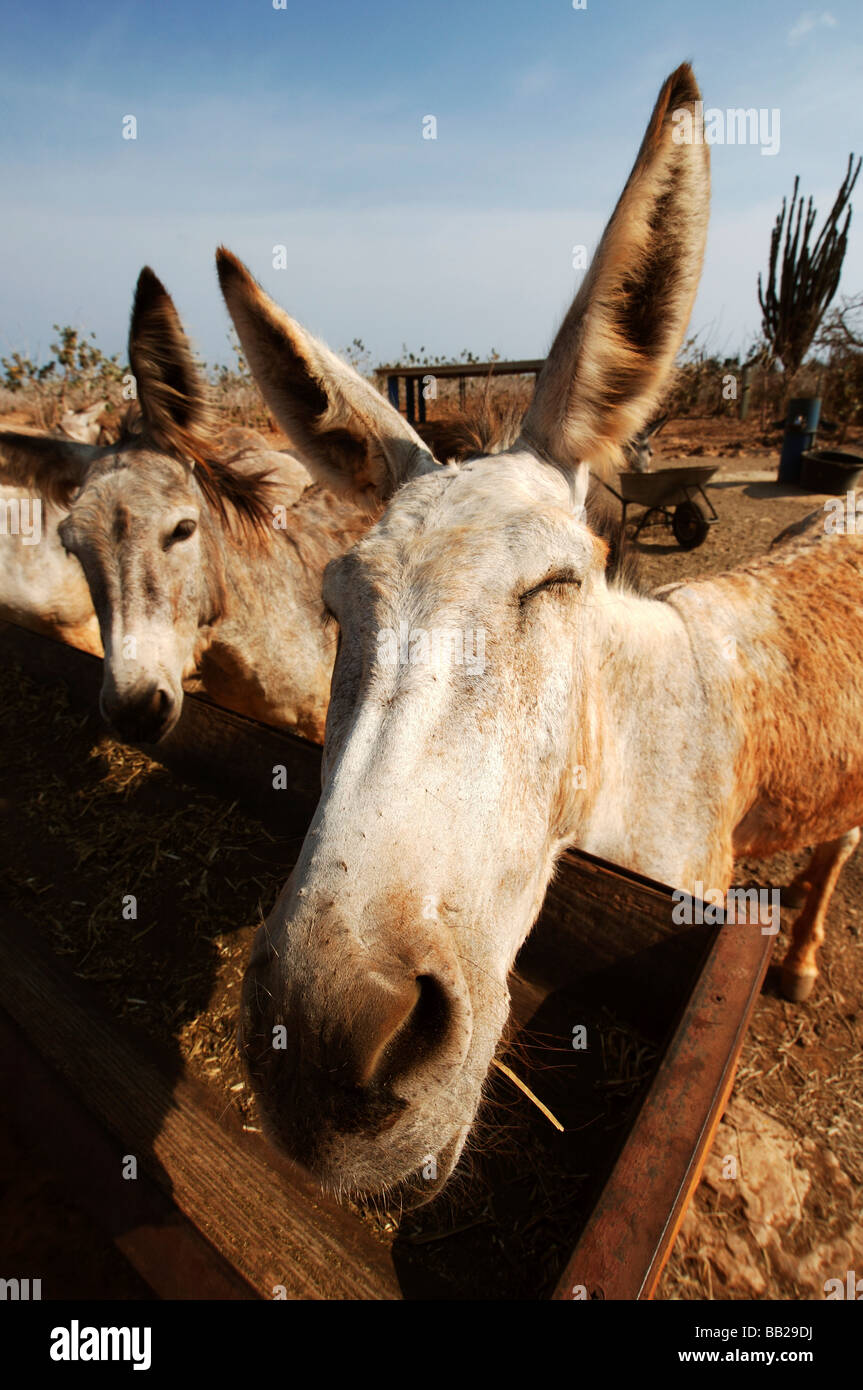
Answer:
top-left (216, 247), bottom-right (435, 500)
top-left (0, 429), bottom-right (98, 505)
top-left (129, 267), bottom-right (214, 457)
top-left (519, 63), bottom-right (710, 474)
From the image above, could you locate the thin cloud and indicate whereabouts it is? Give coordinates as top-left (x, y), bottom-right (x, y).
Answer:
top-left (515, 62), bottom-right (559, 98)
top-left (788, 11), bottom-right (837, 45)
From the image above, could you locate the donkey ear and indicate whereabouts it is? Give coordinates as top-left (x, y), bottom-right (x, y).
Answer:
top-left (0, 429), bottom-right (98, 505)
top-left (644, 411), bottom-right (668, 439)
top-left (216, 247), bottom-right (436, 500)
top-left (520, 64), bottom-right (710, 474)
top-left (129, 267), bottom-right (213, 455)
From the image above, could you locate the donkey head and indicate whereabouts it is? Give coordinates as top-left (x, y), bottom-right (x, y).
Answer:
top-left (222, 64), bottom-right (710, 1200)
top-left (0, 271), bottom-right (270, 744)
top-left (623, 413), bottom-right (667, 472)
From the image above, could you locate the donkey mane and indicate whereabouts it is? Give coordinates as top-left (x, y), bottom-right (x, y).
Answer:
top-left (114, 408), bottom-right (283, 543)
top-left (418, 399), bottom-right (525, 463)
top-left (192, 452), bottom-right (280, 542)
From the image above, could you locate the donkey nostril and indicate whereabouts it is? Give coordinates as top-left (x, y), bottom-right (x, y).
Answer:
top-left (409, 974), bottom-right (452, 1056)
top-left (102, 682), bottom-right (176, 741)
top-left (367, 972), bottom-right (453, 1089)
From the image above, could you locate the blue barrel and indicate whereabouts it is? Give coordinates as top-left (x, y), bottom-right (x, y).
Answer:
top-left (778, 397), bottom-right (821, 483)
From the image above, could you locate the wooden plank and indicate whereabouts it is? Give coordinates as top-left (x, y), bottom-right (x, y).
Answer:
top-left (0, 912), bottom-right (401, 1301)
top-left (376, 358), bottom-right (545, 380)
top-left (529, 849), bottom-right (717, 1038)
top-left (0, 1008), bottom-right (256, 1301)
top-left (539, 848), bottom-right (696, 972)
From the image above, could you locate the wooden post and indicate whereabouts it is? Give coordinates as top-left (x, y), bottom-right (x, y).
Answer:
top-left (405, 376), bottom-right (416, 424)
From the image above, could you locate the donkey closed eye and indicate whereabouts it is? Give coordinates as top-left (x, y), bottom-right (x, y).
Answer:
top-left (164, 518), bottom-right (197, 548)
top-left (518, 572), bottom-right (582, 605)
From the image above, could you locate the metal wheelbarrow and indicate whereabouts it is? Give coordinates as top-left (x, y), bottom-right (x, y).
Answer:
top-left (602, 464), bottom-right (719, 550)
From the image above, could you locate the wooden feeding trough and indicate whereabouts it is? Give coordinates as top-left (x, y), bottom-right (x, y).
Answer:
top-left (0, 621), bottom-right (772, 1300)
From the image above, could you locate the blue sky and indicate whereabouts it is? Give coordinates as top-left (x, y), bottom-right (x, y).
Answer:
top-left (1, 0), bottom-right (861, 373)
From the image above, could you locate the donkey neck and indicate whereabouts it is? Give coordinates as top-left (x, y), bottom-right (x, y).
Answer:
top-left (571, 580), bottom-right (740, 887)
top-left (196, 487), bottom-right (377, 739)
top-left (212, 485), bottom-right (377, 634)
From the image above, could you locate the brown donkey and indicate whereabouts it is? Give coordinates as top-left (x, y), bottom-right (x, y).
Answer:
top-left (228, 67), bottom-right (861, 1200)
top-left (0, 267), bottom-right (416, 743)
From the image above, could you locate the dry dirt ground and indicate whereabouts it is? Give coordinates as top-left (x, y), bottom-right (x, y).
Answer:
top-left (656, 415), bottom-right (863, 463)
top-left (1, 411), bottom-right (861, 1298)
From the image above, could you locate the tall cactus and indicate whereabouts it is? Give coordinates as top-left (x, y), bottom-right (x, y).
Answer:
top-left (758, 154), bottom-right (860, 382)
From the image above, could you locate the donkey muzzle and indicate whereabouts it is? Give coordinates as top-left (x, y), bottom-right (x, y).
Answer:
top-left (100, 678), bottom-right (179, 744)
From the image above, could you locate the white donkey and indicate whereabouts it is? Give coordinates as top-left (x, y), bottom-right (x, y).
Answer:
top-left (0, 406), bottom-right (121, 652)
top-left (219, 65), bottom-right (863, 1201)
top-left (0, 480), bottom-right (102, 654)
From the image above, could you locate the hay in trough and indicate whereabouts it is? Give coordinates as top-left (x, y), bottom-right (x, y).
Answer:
top-left (0, 658), bottom-right (668, 1296)
top-left (0, 660), bottom-right (296, 1126)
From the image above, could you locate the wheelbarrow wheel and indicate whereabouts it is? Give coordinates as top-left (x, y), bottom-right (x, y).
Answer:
top-left (672, 499), bottom-right (710, 550)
